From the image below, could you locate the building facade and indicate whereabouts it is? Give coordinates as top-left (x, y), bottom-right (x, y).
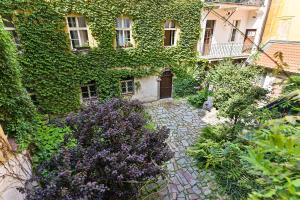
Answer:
top-left (0, 0), bottom-right (202, 115)
top-left (199, 0), bottom-right (271, 61)
top-left (256, 0), bottom-right (300, 97)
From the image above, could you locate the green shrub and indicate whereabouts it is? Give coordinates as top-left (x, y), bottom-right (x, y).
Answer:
top-left (189, 124), bottom-right (256, 199)
top-left (244, 115), bottom-right (300, 200)
top-left (283, 75), bottom-right (300, 94)
top-left (187, 89), bottom-right (210, 108)
top-left (18, 117), bottom-right (70, 167)
top-left (189, 124), bottom-right (259, 199)
top-left (173, 76), bottom-right (198, 97)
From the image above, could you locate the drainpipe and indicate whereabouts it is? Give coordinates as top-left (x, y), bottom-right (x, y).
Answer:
top-left (258, 0), bottom-right (272, 46)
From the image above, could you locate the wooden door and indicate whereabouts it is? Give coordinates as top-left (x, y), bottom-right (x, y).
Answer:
top-left (243, 29), bottom-right (256, 53)
top-left (160, 70), bottom-right (173, 99)
top-left (202, 20), bottom-right (215, 55)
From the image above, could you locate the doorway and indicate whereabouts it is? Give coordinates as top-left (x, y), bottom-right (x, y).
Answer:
top-left (243, 29), bottom-right (256, 53)
top-left (202, 20), bottom-right (215, 56)
top-left (160, 70), bottom-right (173, 99)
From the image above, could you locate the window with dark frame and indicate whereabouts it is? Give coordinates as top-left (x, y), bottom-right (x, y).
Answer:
top-left (2, 16), bottom-right (20, 46)
top-left (81, 81), bottom-right (97, 100)
top-left (164, 20), bottom-right (177, 47)
top-left (67, 16), bottom-right (90, 49)
top-left (121, 79), bottom-right (134, 94)
top-left (229, 20), bottom-right (240, 42)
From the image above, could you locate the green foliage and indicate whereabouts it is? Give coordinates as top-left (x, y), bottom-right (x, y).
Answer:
top-left (187, 89), bottom-right (210, 108)
top-left (189, 124), bottom-right (258, 199)
top-left (0, 0), bottom-right (202, 114)
top-left (283, 75), bottom-right (300, 94)
top-left (244, 115), bottom-right (300, 200)
top-left (207, 60), bottom-right (267, 123)
top-left (18, 117), bottom-right (70, 167)
top-left (0, 19), bottom-right (35, 137)
top-left (173, 76), bottom-right (198, 97)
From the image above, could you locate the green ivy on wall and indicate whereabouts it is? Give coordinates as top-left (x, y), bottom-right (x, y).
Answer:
top-left (0, 0), bottom-right (202, 115)
top-left (0, 19), bottom-right (35, 137)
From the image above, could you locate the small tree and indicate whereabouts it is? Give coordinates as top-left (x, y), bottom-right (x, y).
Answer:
top-left (23, 99), bottom-right (173, 200)
top-left (207, 60), bottom-right (267, 124)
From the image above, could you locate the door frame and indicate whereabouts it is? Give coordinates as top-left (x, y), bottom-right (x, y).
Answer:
top-left (159, 69), bottom-right (173, 99)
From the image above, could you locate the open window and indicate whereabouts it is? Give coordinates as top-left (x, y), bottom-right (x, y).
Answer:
top-left (164, 20), bottom-right (178, 47)
top-left (116, 17), bottom-right (134, 48)
top-left (67, 16), bottom-right (90, 49)
top-left (81, 81), bottom-right (97, 101)
top-left (121, 78), bottom-right (134, 95)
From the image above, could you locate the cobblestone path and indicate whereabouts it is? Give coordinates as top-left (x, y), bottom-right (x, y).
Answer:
top-left (144, 99), bottom-right (220, 200)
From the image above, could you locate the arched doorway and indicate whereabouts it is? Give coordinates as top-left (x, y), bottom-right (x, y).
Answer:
top-left (160, 70), bottom-right (173, 99)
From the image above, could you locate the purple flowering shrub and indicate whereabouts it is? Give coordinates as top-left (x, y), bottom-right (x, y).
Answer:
top-left (24, 99), bottom-right (173, 200)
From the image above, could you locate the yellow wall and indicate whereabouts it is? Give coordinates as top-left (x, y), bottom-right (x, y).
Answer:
top-left (262, 0), bottom-right (300, 43)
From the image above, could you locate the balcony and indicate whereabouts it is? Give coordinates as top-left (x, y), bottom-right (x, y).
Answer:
top-left (200, 42), bottom-right (254, 60)
top-left (204, 0), bottom-right (264, 6)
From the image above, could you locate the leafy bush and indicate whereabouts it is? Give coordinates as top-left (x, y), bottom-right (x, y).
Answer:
top-left (189, 124), bottom-right (258, 199)
top-left (283, 75), bottom-right (300, 94)
top-left (244, 115), bottom-right (300, 200)
top-left (188, 89), bottom-right (210, 108)
top-left (23, 99), bottom-right (173, 200)
top-left (18, 117), bottom-right (70, 167)
top-left (173, 75), bottom-right (199, 97)
top-left (207, 61), bottom-right (267, 123)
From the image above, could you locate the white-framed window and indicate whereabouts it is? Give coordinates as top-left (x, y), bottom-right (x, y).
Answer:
top-left (66, 16), bottom-right (90, 49)
top-left (116, 17), bottom-right (133, 48)
top-left (81, 81), bottom-right (97, 100)
top-left (229, 20), bottom-right (240, 42)
top-left (164, 20), bottom-right (178, 47)
top-left (2, 16), bottom-right (20, 46)
top-left (121, 79), bottom-right (134, 94)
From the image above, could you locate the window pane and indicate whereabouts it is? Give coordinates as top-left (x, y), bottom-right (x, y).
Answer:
top-left (164, 21), bottom-right (169, 28)
top-left (127, 81), bottom-right (134, 92)
top-left (116, 30), bottom-right (124, 47)
top-left (116, 18), bottom-right (122, 28)
top-left (124, 18), bottom-right (131, 28)
top-left (79, 30), bottom-right (89, 47)
top-left (70, 30), bottom-right (79, 39)
top-left (3, 16), bottom-right (14, 28)
top-left (89, 85), bottom-right (97, 97)
top-left (230, 29), bottom-right (237, 42)
top-left (67, 17), bottom-right (77, 28)
top-left (78, 16), bottom-right (87, 27)
top-left (71, 39), bottom-right (80, 48)
top-left (124, 30), bottom-right (131, 43)
top-left (170, 21), bottom-right (175, 28)
top-left (164, 30), bottom-right (172, 46)
top-left (81, 86), bottom-right (89, 98)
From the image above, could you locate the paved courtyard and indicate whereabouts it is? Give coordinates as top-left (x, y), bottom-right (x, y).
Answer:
top-left (143, 99), bottom-right (222, 200)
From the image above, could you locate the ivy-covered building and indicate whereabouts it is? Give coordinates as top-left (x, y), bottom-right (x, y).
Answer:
top-left (0, 0), bottom-right (202, 115)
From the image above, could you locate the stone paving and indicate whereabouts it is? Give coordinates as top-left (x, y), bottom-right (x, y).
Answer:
top-left (143, 99), bottom-right (222, 200)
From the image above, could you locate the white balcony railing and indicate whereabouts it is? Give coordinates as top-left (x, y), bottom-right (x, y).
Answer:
top-left (204, 0), bottom-right (264, 6)
top-left (200, 42), bottom-right (254, 59)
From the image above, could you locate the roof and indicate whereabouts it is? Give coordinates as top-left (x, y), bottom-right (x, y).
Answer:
top-left (256, 40), bottom-right (300, 74)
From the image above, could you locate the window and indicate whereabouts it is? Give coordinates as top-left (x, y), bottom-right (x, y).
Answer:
top-left (229, 20), bottom-right (240, 42)
top-left (81, 81), bottom-right (97, 100)
top-left (116, 17), bottom-right (133, 48)
top-left (121, 79), bottom-right (134, 94)
top-left (277, 19), bottom-right (292, 40)
top-left (164, 20), bottom-right (177, 47)
top-left (67, 16), bottom-right (90, 49)
top-left (2, 16), bottom-right (20, 46)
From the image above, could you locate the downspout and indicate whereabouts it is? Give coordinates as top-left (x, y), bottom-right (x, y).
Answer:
top-left (258, 0), bottom-right (272, 46)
